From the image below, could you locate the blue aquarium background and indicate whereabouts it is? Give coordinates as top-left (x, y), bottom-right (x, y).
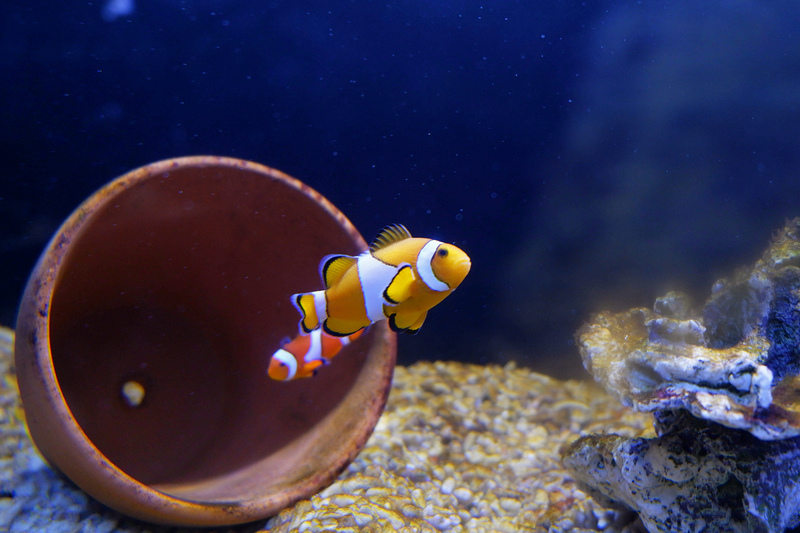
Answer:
top-left (4, 1), bottom-right (800, 378)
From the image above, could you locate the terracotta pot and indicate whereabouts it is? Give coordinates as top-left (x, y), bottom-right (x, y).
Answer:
top-left (14, 156), bottom-right (396, 526)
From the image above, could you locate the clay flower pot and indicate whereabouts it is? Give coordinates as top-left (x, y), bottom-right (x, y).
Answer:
top-left (14, 156), bottom-right (396, 526)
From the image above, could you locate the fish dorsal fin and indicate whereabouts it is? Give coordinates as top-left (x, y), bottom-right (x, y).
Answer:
top-left (320, 254), bottom-right (357, 288)
top-left (370, 224), bottom-right (412, 253)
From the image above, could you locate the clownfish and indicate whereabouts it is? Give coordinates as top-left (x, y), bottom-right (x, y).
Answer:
top-left (292, 224), bottom-right (471, 336)
top-left (268, 329), bottom-right (364, 381)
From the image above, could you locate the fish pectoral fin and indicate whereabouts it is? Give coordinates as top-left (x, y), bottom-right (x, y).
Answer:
top-left (323, 318), bottom-right (365, 338)
top-left (297, 359), bottom-right (325, 379)
top-left (310, 360), bottom-right (332, 377)
top-left (320, 254), bottom-right (357, 288)
top-left (384, 264), bottom-right (415, 304)
top-left (388, 311), bottom-right (427, 334)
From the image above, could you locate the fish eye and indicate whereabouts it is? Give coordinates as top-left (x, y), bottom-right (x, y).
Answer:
top-left (437, 247), bottom-right (449, 257)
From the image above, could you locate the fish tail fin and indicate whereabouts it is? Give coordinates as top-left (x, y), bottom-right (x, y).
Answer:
top-left (292, 291), bottom-right (325, 333)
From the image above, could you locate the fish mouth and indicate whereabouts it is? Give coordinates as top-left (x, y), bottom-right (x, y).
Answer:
top-left (452, 258), bottom-right (472, 285)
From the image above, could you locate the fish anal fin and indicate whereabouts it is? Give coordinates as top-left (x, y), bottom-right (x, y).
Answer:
top-left (369, 224), bottom-right (412, 253)
top-left (383, 264), bottom-right (415, 304)
top-left (323, 318), bottom-right (365, 338)
top-left (320, 254), bottom-right (357, 289)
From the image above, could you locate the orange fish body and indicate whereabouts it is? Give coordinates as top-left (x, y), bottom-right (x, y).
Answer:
top-left (292, 224), bottom-right (471, 336)
top-left (268, 329), bottom-right (363, 381)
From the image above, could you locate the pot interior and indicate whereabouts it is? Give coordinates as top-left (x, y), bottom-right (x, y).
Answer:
top-left (47, 161), bottom-right (379, 502)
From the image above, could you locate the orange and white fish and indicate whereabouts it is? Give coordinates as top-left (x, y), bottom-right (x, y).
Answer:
top-left (292, 224), bottom-right (471, 336)
top-left (268, 329), bottom-right (363, 381)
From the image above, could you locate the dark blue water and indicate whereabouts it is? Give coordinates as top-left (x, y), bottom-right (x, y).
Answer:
top-left (4, 1), bottom-right (800, 378)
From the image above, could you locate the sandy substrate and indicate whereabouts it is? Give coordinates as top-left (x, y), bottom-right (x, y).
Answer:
top-left (0, 325), bottom-right (652, 532)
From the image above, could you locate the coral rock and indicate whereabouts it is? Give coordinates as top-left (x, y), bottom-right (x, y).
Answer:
top-left (566, 219), bottom-right (800, 533)
top-left (563, 411), bottom-right (800, 533)
top-left (577, 219), bottom-right (800, 440)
